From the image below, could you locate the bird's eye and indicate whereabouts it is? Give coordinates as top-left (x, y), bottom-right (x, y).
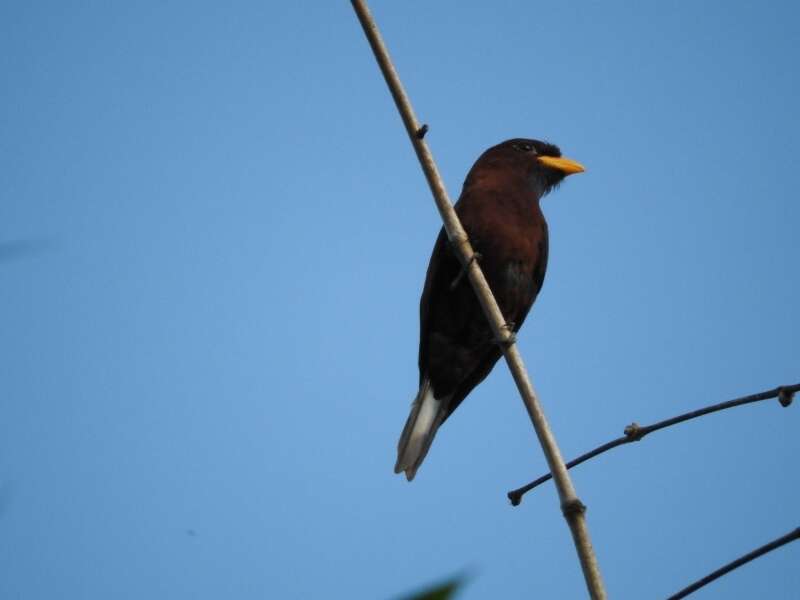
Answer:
top-left (515, 142), bottom-right (535, 153)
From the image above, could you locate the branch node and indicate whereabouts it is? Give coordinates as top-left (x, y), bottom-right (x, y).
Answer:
top-left (508, 491), bottom-right (523, 506)
top-left (778, 387), bottom-right (794, 408)
top-left (561, 498), bottom-right (587, 519)
top-left (496, 321), bottom-right (517, 348)
top-left (624, 422), bottom-right (645, 441)
top-left (415, 123), bottom-right (429, 139)
top-left (450, 252), bottom-right (482, 290)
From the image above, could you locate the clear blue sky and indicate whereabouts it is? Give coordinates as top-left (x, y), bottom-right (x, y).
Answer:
top-left (1, 2), bottom-right (798, 599)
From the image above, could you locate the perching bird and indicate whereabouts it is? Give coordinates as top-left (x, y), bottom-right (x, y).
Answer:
top-left (395, 138), bottom-right (584, 481)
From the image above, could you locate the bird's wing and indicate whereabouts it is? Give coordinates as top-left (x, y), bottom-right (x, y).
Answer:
top-left (417, 218), bottom-right (494, 403)
top-left (417, 227), bottom-right (457, 387)
top-left (418, 199), bottom-right (549, 418)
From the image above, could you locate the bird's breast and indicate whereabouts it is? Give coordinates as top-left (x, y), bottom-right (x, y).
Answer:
top-left (503, 260), bottom-right (532, 289)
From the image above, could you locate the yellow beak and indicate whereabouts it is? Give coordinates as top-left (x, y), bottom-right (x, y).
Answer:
top-left (537, 155), bottom-right (585, 175)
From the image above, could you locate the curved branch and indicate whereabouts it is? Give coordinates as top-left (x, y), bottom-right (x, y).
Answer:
top-left (508, 383), bottom-right (798, 506)
top-left (667, 526), bottom-right (799, 599)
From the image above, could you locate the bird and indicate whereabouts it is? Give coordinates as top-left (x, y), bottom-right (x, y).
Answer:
top-left (395, 138), bottom-right (584, 481)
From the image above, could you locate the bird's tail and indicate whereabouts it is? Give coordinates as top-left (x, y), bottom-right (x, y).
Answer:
top-left (394, 379), bottom-right (447, 481)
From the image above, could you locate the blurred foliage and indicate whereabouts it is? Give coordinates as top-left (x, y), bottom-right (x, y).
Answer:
top-left (401, 575), bottom-right (466, 600)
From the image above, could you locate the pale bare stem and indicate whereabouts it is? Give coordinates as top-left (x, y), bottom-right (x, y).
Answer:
top-left (667, 526), bottom-right (800, 599)
top-left (349, 1), bottom-right (607, 598)
top-left (508, 383), bottom-right (799, 506)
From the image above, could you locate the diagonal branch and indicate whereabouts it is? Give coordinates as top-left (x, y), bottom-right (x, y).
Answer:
top-left (349, 1), bottom-right (607, 598)
top-left (508, 383), bottom-right (798, 506)
top-left (666, 526), bottom-right (800, 599)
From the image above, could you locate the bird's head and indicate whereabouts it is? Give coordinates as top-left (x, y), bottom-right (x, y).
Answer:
top-left (466, 138), bottom-right (585, 198)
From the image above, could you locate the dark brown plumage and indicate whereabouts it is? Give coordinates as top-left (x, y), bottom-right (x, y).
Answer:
top-left (395, 138), bottom-right (584, 480)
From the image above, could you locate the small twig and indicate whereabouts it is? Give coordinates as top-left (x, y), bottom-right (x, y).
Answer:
top-left (508, 383), bottom-right (799, 506)
top-left (666, 526), bottom-right (800, 599)
top-left (350, 1), bottom-right (606, 597)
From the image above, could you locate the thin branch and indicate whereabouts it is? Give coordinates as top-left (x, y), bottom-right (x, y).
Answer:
top-left (349, 2), bottom-right (607, 598)
top-left (667, 526), bottom-right (800, 599)
top-left (508, 383), bottom-right (798, 506)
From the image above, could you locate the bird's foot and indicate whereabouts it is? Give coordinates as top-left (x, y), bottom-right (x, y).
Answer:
top-left (449, 252), bottom-right (482, 290)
